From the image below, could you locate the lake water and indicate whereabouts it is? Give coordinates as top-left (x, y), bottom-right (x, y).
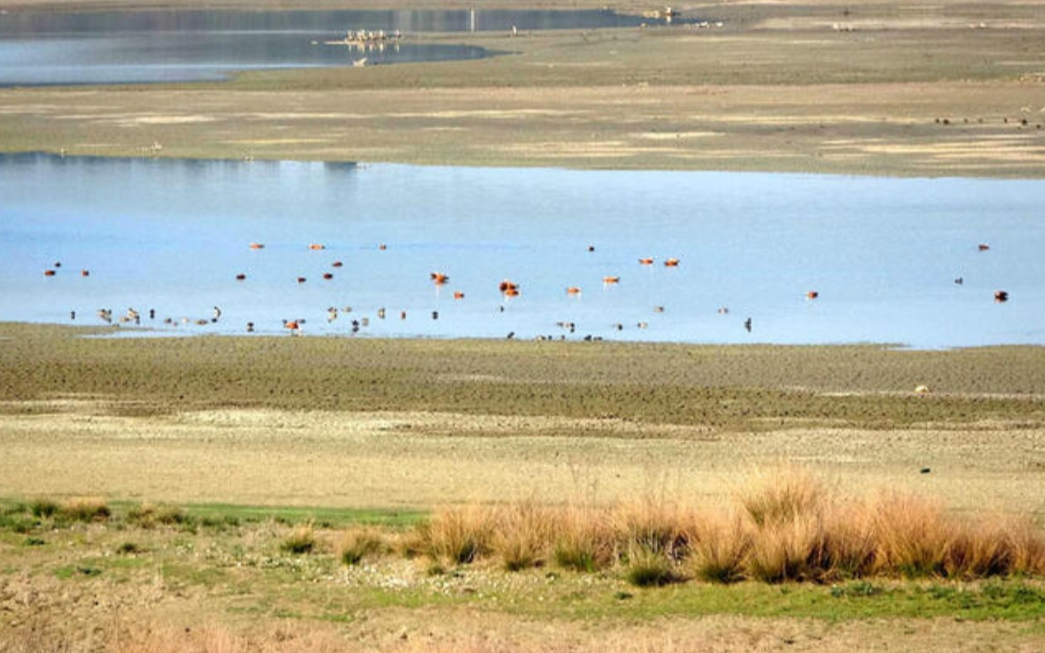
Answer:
top-left (1, 153), bottom-right (1042, 349)
top-left (0, 8), bottom-right (685, 86)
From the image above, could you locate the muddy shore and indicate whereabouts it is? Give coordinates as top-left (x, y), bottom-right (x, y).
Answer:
top-left (2, 1), bottom-right (1044, 176)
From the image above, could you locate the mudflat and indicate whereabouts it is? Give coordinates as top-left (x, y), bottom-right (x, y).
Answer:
top-left (1, 0), bottom-right (1044, 176)
top-left (3, 323), bottom-right (1045, 513)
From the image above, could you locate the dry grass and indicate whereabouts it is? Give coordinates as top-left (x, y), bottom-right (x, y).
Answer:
top-left (406, 472), bottom-right (1045, 584)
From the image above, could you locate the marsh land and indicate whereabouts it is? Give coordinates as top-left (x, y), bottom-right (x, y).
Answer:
top-left (2, 0), bottom-right (1045, 650)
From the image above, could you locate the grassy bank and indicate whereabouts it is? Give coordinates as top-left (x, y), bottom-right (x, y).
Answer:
top-left (2, 483), bottom-right (1045, 653)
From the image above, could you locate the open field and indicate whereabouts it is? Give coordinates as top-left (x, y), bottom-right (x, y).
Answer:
top-left (2, 323), bottom-right (1045, 650)
top-left (2, 1), bottom-right (1045, 176)
top-left (3, 0), bottom-right (1045, 648)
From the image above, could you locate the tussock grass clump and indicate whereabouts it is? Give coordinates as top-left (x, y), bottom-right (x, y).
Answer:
top-left (491, 500), bottom-right (558, 571)
top-left (552, 504), bottom-right (617, 573)
top-left (61, 497), bottom-right (111, 522)
top-left (415, 505), bottom-right (495, 564)
top-left (29, 498), bottom-right (60, 519)
top-left (280, 523), bottom-right (318, 555)
top-left (339, 526), bottom-right (390, 566)
top-left (870, 492), bottom-right (953, 578)
top-left (623, 544), bottom-right (681, 587)
top-left (615, 498), bottom-right (690, 560)
top-left (688, 510), bottom-right (750, 584)
top-left (127, 502), bottom-right (189, 528)
top-left (740, 470), bottom-right (827, 529)
top-left (407, 470), bottom-right (1045, 584)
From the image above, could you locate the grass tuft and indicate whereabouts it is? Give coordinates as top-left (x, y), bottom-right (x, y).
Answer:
top-left (280, 523), bottom-right (318, 555)
top-left (339, 526), bottom-right (390, 566)
top-left (623, 545), bottom-right (679, 587)
top-left (61, 497), bottom-right (111, 522)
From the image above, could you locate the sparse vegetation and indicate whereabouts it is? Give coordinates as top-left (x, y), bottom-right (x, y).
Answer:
top-left (280, 523), bottom-right (319, 555)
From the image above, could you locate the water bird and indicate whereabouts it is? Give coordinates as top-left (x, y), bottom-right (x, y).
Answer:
top-left (500, 279), bottom-right (520, 297)
top-left (70, 311), bottom-right (76, 320)
top-left (379, 244), bottom-right (387, 250)
top-left (806, 291), bottom-right (819, 300)
top-left (431, 272), bottom-right (450, 285)
top-left (332, 261), bottom-right (344, 268)
top-left (639, 258), bottom-right (654, 266)
top-left (663, 258), bottom-right (680, 267)
top-left (653, 306), bottom-right (665, 313)
top-left (212, 306), bottom-right (222, 322)
top-left (718, 307), bottom-right (729, 315)
top-left (249, 243), bottom-right (265, 250)
top-left (432, 311), bottom-right (439, 320)
top-left (744, 318), bottom-right (752, 332)
top-left (453, 291), bottom-right (465, 300)
top-left (587, 245), bottom-right (595, 252)
top-left (566, 286), bottom-right (582, 296)
top-left (603, 276), bottom-right (621, 285)
top-left (236, 273), bottom-right (247, 281)
top-left (954, 277), bottom-right (963, 285)
top-left (309, 243), bottom-right (326, 251)
top-left (978, 243), bottom-right (990, 251)
top-left (44, 269), bottom-right (56, 277)
top-left (994, 290), bottom-right (1009, 302)
top-left (81, 270), bottom-right (90, 277)
top-left (377, 308), bottom-right (386, 319)
top-left (323, 272), bottom-right (334, 280)
top-left (247, 322), bottom-right (255, 333)
top-left (328, 307), bottom-right (339, 323)
top-left (400, 311), bottom-right (407, 320)
top-left (297, 277), bottom-right (307, 284)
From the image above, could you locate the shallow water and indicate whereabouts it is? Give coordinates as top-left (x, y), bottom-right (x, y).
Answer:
top-left (1, 153), bottom-right (1042, 348)
top-left (0, 8), bottom-right (683, 86)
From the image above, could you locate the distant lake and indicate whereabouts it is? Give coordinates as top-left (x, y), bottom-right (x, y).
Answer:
top-left (0, 8), bottom-right (687, 86)
top-left (1, 153), bottom-right (1042, 349)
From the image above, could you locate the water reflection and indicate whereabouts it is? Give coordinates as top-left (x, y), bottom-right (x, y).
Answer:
top-left (0, 8), bottom-right (687, 86)
top-left (1, 153), bottom-right (1042, 349)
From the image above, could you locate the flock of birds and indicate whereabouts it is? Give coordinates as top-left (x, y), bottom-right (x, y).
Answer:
top-left (42, 239), bottom-right (1009, 341)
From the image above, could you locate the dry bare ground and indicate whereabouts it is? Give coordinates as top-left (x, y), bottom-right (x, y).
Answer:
top-left (1, 0), bottom-right (1044, 175)
top-left (2, 403), bottom-right (1045, 516)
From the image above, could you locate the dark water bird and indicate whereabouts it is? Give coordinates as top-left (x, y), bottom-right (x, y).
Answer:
top-left (744, 318), bottom-right (752, 333)
top-left (994, 290), bottom-right (1009, 302)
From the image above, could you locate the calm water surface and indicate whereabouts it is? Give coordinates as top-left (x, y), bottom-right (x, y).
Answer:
top-left (0, 9), bottom-right (684, 86)
top-left (1, 153), bottom-right (1042, 348)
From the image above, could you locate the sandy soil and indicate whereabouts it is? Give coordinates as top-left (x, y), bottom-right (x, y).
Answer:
top-left (2, 402), bottom-right (1044, 517)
